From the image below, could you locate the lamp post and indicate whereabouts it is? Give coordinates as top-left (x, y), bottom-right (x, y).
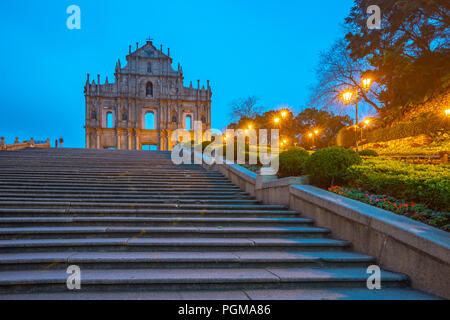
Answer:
top-left (342, 78), bottom-right (372, 153)
top-left (342, 90), bottom-right (359, 152)
top-left (364, 119), bottom-right (370, 140)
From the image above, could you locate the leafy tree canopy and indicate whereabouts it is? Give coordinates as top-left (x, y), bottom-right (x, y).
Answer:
top-left (345, 0), bottom-right (450, 122)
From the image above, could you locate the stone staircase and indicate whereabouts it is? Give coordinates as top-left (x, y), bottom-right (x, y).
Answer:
top-left (0, 148), bottom-right (435, 299)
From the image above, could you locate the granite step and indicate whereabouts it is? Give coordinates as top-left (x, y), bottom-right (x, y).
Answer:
top-left (0, 237), bottom-right (352, 253)
top-left (0, 187), bottom-right (249, 195)
top-left (0, 197), bottom-right (262, 205)
top-left (0, 226), bottom-right (330, 239)
top-left (0, 193), bottom-right (254, 200)
top-left (0, 216), bottom-right (313, 228)
top-left (0, 287), bottom-right (438, 300)
top-left (0, 208), bottom-right (300, 218)
top-left (0, 202), bottom-right (287, 211)
top-left (0, 251), bottom-right (376, 270)
top-left (0, 186), bottom-right (246, 193)
top-left (0, 267), bottom-right (410, 293)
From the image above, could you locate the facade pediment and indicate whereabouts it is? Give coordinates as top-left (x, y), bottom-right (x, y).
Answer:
top-left (134, 46), bottom-right (164, 59)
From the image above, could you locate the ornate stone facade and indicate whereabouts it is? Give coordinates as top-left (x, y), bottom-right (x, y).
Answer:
top-left (84, 40), bottom-right (212, 150)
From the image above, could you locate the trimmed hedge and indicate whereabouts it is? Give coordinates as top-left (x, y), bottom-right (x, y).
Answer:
top-left (358, 149), bottom-right (379, 157)
top-left (366, 113), bottom-right (445, 143)
top-left (337, 127), bottom-right (358, 148)
top-left (304, 146), bottom-right (362, 186)
top-left (277, 148), bottom-right (310, 178)
top-left (344, 159), bottom-right (450, 212)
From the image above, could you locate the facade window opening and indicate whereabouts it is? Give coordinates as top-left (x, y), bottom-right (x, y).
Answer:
top-left (147, 63), bottom-right (152, 73)
top-left (106, 112), bottom-right (113, 128)
top-left (145, 112), bottom-right (155, 130)
top-left (186, 115), bottom-right (192, 130)
top-left (142, 145), bottom-right (158, 151)
top-left (146, 82), bottom-right (153, 96)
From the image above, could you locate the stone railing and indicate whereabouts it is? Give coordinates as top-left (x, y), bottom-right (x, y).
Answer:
top-left (0, 137), bottom-right (51, 151)
top-left (188, 150), bottom-right (450, 299)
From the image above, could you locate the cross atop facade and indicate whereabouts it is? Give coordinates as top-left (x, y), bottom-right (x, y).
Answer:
top-left (146, 35), bottom-right (154, 42)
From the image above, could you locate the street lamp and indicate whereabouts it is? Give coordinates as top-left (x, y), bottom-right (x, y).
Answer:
top-left (342, 91), bottom-right (353, 103)
top-left (281, 111), bottom-right (287, 119)
top-left (362, 78), bottom-right (372, 91)
top-left (341, 77), bottom-right (372, 153)
top-left (308, 133), bottom-right (314, 149)
top-left (362, 119), bottom-right (371, 142)
top-left (445, 109), bottom-right (450, 117)
top-left (274, 118), bottom-right (280, 124)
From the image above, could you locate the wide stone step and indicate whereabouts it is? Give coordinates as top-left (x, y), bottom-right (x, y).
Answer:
top-left (0, 267), bottom-right (409, 293)
top-left (0, 216), bottom-right (312, 228)
top-left (0, 181), bottom-right (236, 188)
top-left (0, 237), bottom-right (352, 253)
top-left (0, 171), bottom-right (223, 178)
top-left (0, 251), bottom-right (376, 271)
top-left (0, 202), bottom-right (287, 211)
top-left (0, 287), bottom-right (437, 300)
top-left (0, 197), bottom-right (262, 205)
top-left (0, 177), bottom-right (232, 184)
top-left (0, 208), bottom-right (299, 217)
top-left (0, 186), bottom-right (245, 193)
top-left (0, 193), bottom-right (254, 200)
top-left (0, 174), bottom-right (222, 179)
top-left (0, 226), bottom-right (329, 239)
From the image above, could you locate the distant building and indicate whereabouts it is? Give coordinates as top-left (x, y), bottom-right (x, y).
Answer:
top-left (84, 40), bottom-right (212, 150)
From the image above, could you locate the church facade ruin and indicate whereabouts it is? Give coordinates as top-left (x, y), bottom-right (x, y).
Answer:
top-left (84, 40), bottom-right (212, 150)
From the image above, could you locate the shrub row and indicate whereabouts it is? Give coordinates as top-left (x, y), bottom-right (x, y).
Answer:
top-left (337, 112), bottom-right (449, 148)
top-left (276, 147), bottom-right (362, 185)
top-left (358, 149), bottom-right (378, 157)
top-left (275, 146), bottom-right (449, 212)
top-left (365, 113), bottom-right (446, 143)
top-left (344, 159), bottom-right (450, 212)
top-left (277, 148), bottom-right (310, 178)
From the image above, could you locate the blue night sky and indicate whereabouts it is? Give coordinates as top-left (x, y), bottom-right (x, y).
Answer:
top-left (0, 0), bottom-right (355, 147)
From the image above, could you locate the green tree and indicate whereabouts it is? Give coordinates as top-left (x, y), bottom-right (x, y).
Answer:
top-left (345, 0), bottom-right (450, 122)
top-left (228, 96), bottom-right (265, 122)
top-left (309, 38), bottom-right (382, 114)
top-left (295, 108), bottom-right (353, 148)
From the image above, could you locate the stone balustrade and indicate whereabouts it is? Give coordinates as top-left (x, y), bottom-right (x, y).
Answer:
top-left (0, 137), bottom-right (51, 151)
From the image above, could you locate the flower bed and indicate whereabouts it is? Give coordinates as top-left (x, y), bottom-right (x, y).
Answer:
top-left (239, 163), bottom-right (261, 174)
top-left (328, 186), bottom-right (449, 232)
top-left (345, 159), bottom-right (450, 212)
